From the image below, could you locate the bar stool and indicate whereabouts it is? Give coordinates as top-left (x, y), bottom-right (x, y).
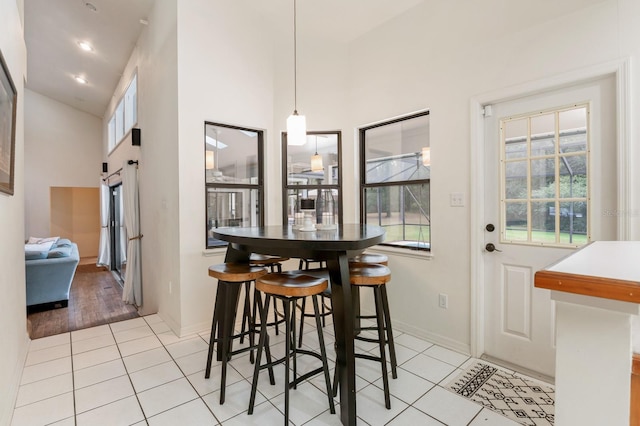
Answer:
top-left (205, 263), bottom-right (275, 404)
top-left (348, 252), bottom-right (388, 266)
top-left (335, 263), bottom-right (396, 409)
top-left (237, 254), bottom-right (290, 344)
top-left (348, 252), bottom-right (396, 373)
top-left (248, 272), bottom-right (335, 424)
top-left (297, 259), bottom-right (332, 348)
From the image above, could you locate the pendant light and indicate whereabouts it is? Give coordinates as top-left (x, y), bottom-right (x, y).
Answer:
top-left (311, 136), bottom-right (323, 171)
top-left (205, 151), bottom-right (214, 169)
top-left (287, 0), bottom-right (307, 146)
top-left (422, 146), bottom-right (431, 166)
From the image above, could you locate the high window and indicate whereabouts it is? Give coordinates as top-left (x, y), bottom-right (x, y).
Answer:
top-left (205, 122), bottom-right (264, 248)
top-left (360, 112), bottom-right (430, 250)
top-left (282, 131), bottom-right (342, 227)
top-left (501, 105), bottom-right (589, 246)
top-left (108, 73), bottom-right (137, 152)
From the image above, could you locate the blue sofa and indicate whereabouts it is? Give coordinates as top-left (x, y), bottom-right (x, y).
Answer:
top-left (25, 242), bottom-right (80, 309)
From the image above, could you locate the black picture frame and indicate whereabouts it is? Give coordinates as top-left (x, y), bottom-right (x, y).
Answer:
top-left (0, 49), bottom-right (17, 196)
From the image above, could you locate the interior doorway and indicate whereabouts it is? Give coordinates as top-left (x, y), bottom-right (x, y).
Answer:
top-left (50, 186), bottom-right (100, 261)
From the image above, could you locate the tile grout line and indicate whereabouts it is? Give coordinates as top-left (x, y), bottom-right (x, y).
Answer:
top-left (141, 315), bottom-right (221, 425)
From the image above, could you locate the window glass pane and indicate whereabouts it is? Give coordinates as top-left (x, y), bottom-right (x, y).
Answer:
top-left (531, 158), bottom-right (556, 198)
top-left (559, 201), bottom-right (587, 244)
top-left (364, 114), bottom-right (430, 184)
top-left (504, 201), bottom-right (528, 241)
top-left (108, 117), bottom-right (116, 151)
top-left (284, 188), bottom-right (339, 226)
top-left (115, 101), bottom-right (125, 142)
top-left (205, 124), bottom-right (259, 184)
top-left (206, 188), bottom-right (260, 247)
top-left (287, 134), bottom-right (339, 185)
top-left (504, 118), bottom-right (527, 160)
top-left (559, 107), bottom-right (587, 152)
top-left (501, 105), bottom-right (588, 247)
top-left (124, 74), bottom-right (137, 131)
top-left (530, 114), bottom-right (555, 157)
top-left (559, 155), bottom-right (587, 198)
top-left (364, 183), bottom-right (430, 249)
top-left (531, 201), bottom-right (555, 243)
top-left (504, 161), bottom-right (527, 199)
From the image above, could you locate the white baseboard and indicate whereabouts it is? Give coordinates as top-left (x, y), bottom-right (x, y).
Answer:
top-left (389, 317), bottom-right (471, 356)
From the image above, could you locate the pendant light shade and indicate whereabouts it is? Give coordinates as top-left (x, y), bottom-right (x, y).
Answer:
top-left (311, 153), bottom-right (323, 172)
top-left (206, 151), bottom-right (214, 169)
top-left (310, 136), bottom-right (323, 171)
top-left (287, 113), bottom-right (307, 146)
top-left (287, 0), bottom-right (307, 145)
top-left (422, 146), bottom-right (431, 166)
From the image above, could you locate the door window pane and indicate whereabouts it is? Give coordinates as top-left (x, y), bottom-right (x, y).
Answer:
top-left (504, 202), bottom-right (528, 241)
top-left (500, 105), bottom-right (589, 247)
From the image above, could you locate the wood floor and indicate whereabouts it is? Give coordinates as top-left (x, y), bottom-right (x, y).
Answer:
top-left (27, 264), bottom-right (140, 339)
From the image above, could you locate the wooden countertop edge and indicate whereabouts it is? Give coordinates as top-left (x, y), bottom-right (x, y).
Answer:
top-left (534, 270), bottom-right (640, 304)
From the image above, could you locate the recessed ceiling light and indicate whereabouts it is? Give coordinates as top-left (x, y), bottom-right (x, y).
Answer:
top-left (74, 76), bottom-right (88, 84)
top-left (77, 41), bottom-right (93, 52)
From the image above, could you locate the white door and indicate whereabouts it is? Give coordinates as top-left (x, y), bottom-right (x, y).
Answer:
top-left (482, 75), bottom-right (617, 378)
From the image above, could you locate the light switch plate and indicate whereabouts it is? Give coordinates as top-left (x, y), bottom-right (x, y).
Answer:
top-left (450, 192), bottom-right (464, 207)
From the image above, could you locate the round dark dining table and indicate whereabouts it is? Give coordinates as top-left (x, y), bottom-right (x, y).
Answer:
top-left (212, 224), bottom-right (385, 426)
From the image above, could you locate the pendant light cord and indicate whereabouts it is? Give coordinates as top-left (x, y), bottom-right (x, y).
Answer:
top-left (293, 0), bottom-right (298, 114)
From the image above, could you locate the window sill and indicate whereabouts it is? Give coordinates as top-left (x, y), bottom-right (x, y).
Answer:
top-left (366, 245), bottom-right (433, 260)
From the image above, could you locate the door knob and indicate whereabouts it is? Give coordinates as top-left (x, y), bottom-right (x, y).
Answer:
top-left (485, 224), bottom-right (495, 232)
top-left (485, 243), bottom-right (502, 252)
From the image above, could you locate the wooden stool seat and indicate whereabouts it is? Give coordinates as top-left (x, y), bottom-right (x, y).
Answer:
top-left (208, 263), bottom-right (267, 282)
top-left (249, 253), bottom-right (290, 266)
top-left (349, 264), bottom-right (391, 285)
top-left (349, 253), bottom-right (389, 266)
top-left (256, 273), bottom-right (328, 298)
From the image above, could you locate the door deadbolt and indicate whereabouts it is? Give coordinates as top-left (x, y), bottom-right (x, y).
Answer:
top-left (485, 224), bottom-right (495, 232)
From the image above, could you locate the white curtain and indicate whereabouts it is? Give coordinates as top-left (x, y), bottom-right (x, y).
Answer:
top-left (97, 181), bottom-right (111, 267)
top-left (122, 161), bottom-right (142, 306)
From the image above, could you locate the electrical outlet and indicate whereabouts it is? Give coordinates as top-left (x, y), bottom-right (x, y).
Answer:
top-left (438, 293), bottom-right (448, 309)
top-left (450, 192), bottom-right (464, 207)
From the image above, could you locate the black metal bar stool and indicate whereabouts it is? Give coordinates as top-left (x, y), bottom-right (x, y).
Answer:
top-left (205, 263), bottom-right (275, 404)
top-left (334, 263), bottom-right (396, 409)
top-left (237, 254), bottom-right (290, 345)
top-left (248, 272), bottom-right (335, 425)
top-left (297, 259), bottom-right (332, 348)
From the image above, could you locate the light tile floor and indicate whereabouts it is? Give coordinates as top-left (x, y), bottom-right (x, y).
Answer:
top-left (11, 314), bottom-right (533, 426)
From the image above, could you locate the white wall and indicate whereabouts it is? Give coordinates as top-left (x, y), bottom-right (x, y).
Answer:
top-left (344, 0), bottom-right (640, 352)
top-left (100, 0), bottom-right (640, 350)
top-left (0, 0), bottom-right (28, 423)
top-left (103, 0), bottom-right (179, 322)
top-left (24, 90), bottom-right (103, 238)
top-left (175, 0), bottom-right (276, 334)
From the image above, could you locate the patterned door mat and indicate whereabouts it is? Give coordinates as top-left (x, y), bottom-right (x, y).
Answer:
top-left (445, 361), bottom-right (555, 425)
